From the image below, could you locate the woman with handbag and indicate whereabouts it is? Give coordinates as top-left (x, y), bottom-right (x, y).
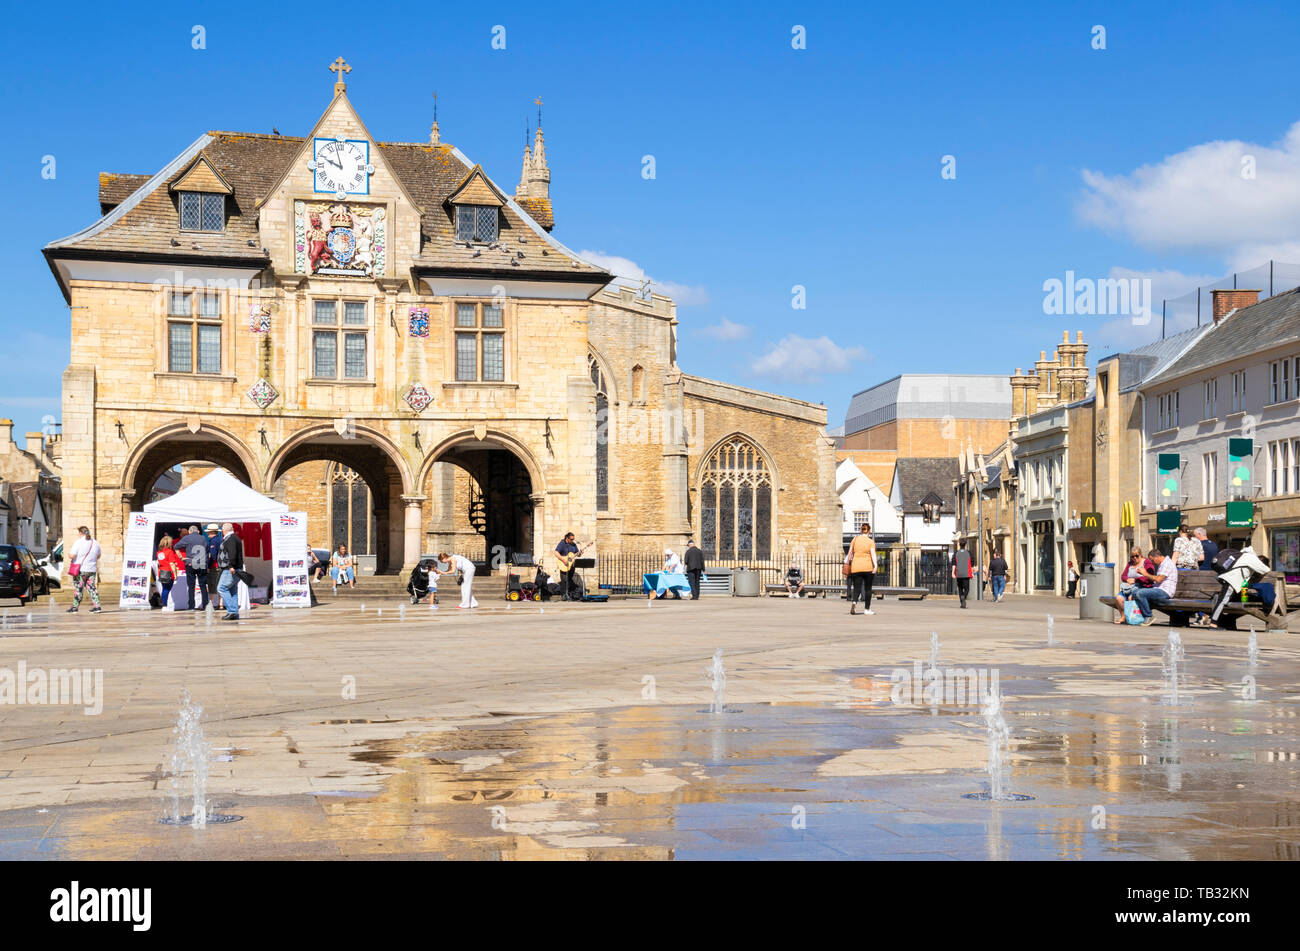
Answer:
top-left (844, 522), bottom-right (877, 616)
top-left (437, 551), bottom-right (478, 609)
top-left (155, 535), bottom-right (186, 610)
top-left (65, 525), bottom-right (103, 614)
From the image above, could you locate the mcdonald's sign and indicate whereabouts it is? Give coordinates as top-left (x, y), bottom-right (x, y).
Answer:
top-left (1120, 501), bottom-right (1136, 528)
top-left (1081, 512), bottom-right (1101, 530)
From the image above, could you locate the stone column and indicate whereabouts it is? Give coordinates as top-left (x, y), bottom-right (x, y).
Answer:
top-left (905, 542), bottom-right (921, 587)
top-left (529, 492), bottom-right (545, 562)
top-left (401, 495), bottom-right (425, 570)
top-left (60, 365), bottom-right (97, 553)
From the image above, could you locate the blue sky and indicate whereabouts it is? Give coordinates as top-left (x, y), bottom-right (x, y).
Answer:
top-left (7, 0), bottom-right (1300, 439)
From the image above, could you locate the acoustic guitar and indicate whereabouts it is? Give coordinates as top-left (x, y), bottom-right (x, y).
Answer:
top-left (556, 542), bottom-right (593, 571)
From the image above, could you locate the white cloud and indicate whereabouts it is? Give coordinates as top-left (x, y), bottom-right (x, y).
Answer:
top-left (1077, 121), bottom-right (1300, 260)
top-left (576, 249), bottom-right (710, 306)
top-left (696, 317), bottom-right (750, 341)
top-left (750, 335), bottom-right (867, 384)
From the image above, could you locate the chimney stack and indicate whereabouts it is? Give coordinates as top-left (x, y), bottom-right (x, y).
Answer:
top-left (1212, 288), bottom-right (1261, 322)
top-left (24, 432), bottom-right (43, 458)
top-left (0, 418), bottom-right (12, 452)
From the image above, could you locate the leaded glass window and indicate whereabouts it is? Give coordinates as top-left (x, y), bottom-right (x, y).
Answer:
top-left (166, 290), bottom-right (221, 374)
top-left (589, 353), bottom-right (610, 511)
top-left (168, 322), bottom-right (191, 372)
top-left (328, 464), bottom-right (373, 555)
top-left (180, 192), bottom-right (224, 231)
top-left (313, 331), bottom-right (337, 378)
top-left (454, 301), bottom-right (507, 382)
top-left (312, 299), bottom-right (369, 380)
top-left (699, 437), bottom-right (772, 560)
top-left (455, 204), bottom-right (498, 243)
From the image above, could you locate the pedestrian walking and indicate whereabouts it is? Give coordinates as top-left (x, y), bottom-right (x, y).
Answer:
top-left (951, 539), bottom-right (973, 608)
top-left (683, 538), bottom-right (706, 600)
top-left (216, 522), bottom-right (245, 621)
top-left (155, 534), bottom-right (186, 610)
top-left (1065, 561), bottom-right (1079, 598)
top-left (65, 525), bottom-right (103, 614)
top-left (844, 522), bottom-right (876, 615)
top-left (986, 550), bottom-right (1009, 602)
top-left (437, 552), bottom-right (478, 608)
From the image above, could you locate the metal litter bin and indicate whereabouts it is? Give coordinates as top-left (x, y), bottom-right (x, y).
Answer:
top-left (1079, 563), bottom-right (1114, 620)
top-left (733, 566), bottom-right (760, 597)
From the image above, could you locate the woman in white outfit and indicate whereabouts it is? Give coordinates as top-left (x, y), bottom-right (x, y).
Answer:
top-left (437, 552), bottom-right (478, 609)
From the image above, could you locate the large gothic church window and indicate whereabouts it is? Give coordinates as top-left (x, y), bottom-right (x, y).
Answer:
top-left (328, 464), bottom-right (373, 554)
top-left (589, 353), bottom-right (610, 511)
top-left (700, 437), bottom-right (772, 560)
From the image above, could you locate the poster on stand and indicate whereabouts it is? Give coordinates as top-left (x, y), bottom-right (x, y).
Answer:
top-left (270, 512), bottom-right (310, 607)
top-left (119, 512), bottom-right (154, 610)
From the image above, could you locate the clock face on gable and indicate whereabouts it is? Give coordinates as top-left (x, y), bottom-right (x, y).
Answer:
top-left (309, 137), bottom-right (374, 197)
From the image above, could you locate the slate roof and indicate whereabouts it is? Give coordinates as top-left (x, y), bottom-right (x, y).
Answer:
top-left (99, 173), bottom-right (152, 214)
top-left (46, 115), bottom-right (609, 286)
top-left (9, 483), bottom-right (45, 522)
top-left (1143, 287), bottom-right (1300, 388)
top-left (893, 457), bottom-right (960, 513)
top-left (1096, 323), bottom-right (1213, 393)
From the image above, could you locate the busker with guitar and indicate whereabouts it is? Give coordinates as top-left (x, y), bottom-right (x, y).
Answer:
top-left (554, 532), bottom-right (591, 601)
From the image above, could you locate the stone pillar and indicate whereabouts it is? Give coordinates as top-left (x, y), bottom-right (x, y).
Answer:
top-left (529, 492), bottom-right (545, 562)
top-left (905, 542), bottom-right (921, 587)
top-left (401, 495), bottom-right (425, 569)
top-left (661, 370), bottom-right (693, 538)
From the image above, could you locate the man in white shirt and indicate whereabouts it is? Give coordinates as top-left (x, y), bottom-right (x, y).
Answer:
top-left (1132, 549), bottom-right (1178, 625)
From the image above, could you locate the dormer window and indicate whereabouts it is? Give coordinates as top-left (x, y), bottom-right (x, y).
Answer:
top-left (456, 204), bottom-right (498, 243)
top-left (180, 192), bottom-right (225, 232)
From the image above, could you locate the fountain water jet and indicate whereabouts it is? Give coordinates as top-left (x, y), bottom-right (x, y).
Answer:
top-left (929, 631), bottom-right (941, 670)
top-left (1046, 614), bottom-right (1055, 646)
top-left (166, 690), bottom-right (210, 827)
top-left (983, 687), bottom-right (1011, 801)
top-left (1248, 625), bottom-right (1259, 669)
top-left (705, 649), bottom-right (727, 714)
top-left (1162, 631), bottom-right (1184, 706)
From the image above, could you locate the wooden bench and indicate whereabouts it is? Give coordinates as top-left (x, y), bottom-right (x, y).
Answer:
top-left (1099, 569), bottom-right (1297, 630)
top-left (764, 583), bottom-right (928, 600)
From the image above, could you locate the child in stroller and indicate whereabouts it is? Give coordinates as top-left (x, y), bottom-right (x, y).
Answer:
top-left (407, 560), bottom-right (438, 604)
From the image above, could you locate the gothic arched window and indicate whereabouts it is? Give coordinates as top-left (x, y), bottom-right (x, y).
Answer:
top-left (700, 437), bottom-right (772, 560)
top-left (328, 464), bottom-right (373, 554)
top-left (589, 352), bottom-right (610, 512)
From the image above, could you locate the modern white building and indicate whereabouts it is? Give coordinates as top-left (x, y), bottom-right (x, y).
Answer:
top-left (835, 458), bottom-right (901, 545)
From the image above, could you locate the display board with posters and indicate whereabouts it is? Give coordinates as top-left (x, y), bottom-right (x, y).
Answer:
top-left (270, 512), bottom-right (311, 607)
top-left (119, 512), bottom-right (155, 610)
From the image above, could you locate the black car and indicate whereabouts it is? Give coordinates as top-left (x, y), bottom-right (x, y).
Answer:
top-left (0, 544), bottom-right (48, 605)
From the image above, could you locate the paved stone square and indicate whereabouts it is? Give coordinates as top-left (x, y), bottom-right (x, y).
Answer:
top-left (0, 591), bottom-right (1297, 860)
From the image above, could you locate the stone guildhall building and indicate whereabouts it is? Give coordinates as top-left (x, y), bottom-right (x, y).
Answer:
top-left (43, 62), bottom-right (839, 578)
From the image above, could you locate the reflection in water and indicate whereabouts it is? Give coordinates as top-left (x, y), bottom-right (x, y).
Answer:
top-left (11, 640), bottom-right (1300, 860)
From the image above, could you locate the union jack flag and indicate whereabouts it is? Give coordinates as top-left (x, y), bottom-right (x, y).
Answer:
top-left (133, 514), bottom-right (149, 527)
top-left (279, 515), bottom-right (299, 527)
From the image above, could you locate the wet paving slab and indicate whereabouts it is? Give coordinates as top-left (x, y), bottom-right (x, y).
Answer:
top-left (2, 595), bottom-right (1297, 859)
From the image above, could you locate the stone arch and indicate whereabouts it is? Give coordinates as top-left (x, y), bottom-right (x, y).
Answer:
top-left (266, 422), bottom-right (413, 495)
top-left (121, 421), bottom-right (260, 502)
top-left (586, 344), bottom-right (619, 405)
top-left (419, 429), bottom-right (548, 561)
top-left (417, 429), bottom-right (547, 497)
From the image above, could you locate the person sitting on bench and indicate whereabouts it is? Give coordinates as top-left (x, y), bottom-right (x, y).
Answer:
top-left (784, 563), bottom-right (806, 597)
top-left (1131, 549), bottom-right (1177, 626)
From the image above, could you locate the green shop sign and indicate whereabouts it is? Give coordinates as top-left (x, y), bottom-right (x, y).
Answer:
top-left (1156, 509), bottom-right (1182, 534)
top-left (1225, 499), bottom-right (1254, 528)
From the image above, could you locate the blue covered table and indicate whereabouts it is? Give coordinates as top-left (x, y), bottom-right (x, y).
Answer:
top-left (643, 572), bottom-right (691, 597)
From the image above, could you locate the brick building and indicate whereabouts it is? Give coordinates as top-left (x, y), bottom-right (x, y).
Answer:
top-left (43, 64), bottom-right (839, 579)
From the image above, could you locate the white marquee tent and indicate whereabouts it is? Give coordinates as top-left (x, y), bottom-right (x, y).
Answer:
top-left (143, 468), bottom-right (288, 521)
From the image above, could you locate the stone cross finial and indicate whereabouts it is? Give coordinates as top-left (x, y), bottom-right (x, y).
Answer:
top-left (330, 57), bottom-right (352, 96)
